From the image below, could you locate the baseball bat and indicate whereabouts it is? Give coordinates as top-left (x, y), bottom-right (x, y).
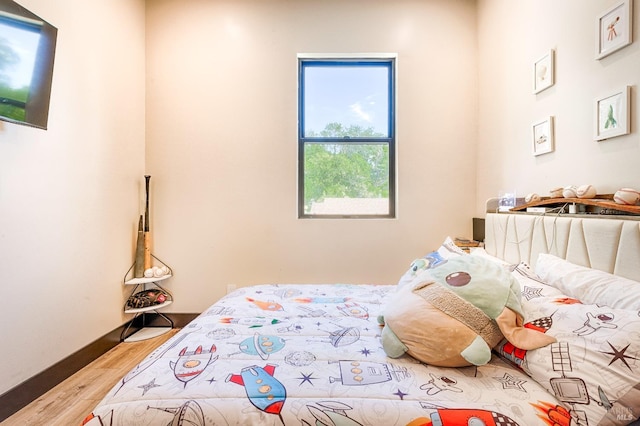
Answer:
top-left (143, 175), bottom-right (152, 270)
top-left (134, 215), bottom-right (145, 277)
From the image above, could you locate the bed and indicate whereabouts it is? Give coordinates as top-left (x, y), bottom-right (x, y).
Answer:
top-left (83, 210), bottom-right (640, 426)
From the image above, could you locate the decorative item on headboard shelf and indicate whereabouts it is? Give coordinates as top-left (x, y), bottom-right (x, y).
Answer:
top-left (498, 190), bottom-right (516, 212)
top-left (549, 187), bottom-right (563, 198)
top-left (525, 193), bottom-right (541, 203)
top-left (576, 184), bottom-right (596, 199)
top-left (510, 192), bottom-right (640, 216)
top-left (454, 237), bottom-right (481, 252)
top-left (613, 188), bottom-right (640, 205)
top-left (562, 185), bottom-right (577, 198)
top-left (561, 184), bottom-right (597, 199)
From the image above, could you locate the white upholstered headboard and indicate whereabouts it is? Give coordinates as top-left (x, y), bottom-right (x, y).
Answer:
top-left (484, 212), bottom-right (640, 283)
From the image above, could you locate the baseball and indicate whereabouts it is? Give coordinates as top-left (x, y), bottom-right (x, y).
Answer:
top-left (549, 187), bottom-right (563, 198)
top-left (562, 185), bottom-right (578, 198)
top-left (613, 188), bottom-right (640, 205)
top-left (576, 184), bottom-right (596, 199)
top-left (525, 193), bottom-right (541, 203)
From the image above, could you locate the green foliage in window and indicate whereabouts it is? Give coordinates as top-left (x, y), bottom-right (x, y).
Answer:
top-left (304, 123), bottom-right (389, 209)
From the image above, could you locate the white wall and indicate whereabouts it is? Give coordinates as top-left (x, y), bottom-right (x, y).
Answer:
top-left (476, 0), bottom-right (640, 216)
top-left (145, 0), bottom-right (479, 312)
top-left (0, 0), bottom-right (146, 395)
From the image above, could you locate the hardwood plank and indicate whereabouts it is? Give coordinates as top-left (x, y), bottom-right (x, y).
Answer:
top-left (1, 329), bottom-right (179, 426)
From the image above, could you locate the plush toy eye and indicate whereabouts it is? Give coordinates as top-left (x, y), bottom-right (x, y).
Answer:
top-left (445, 271), bottom-right (471, 287)
top-left (411, 259), bottom-right (426, 273)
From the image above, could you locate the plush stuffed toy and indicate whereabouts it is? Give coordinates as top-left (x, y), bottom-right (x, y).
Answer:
top-left (378, 255), bottom-right (556, 367)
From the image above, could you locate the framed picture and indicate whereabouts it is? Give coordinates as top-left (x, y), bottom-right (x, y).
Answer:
top-left (596, 0), bottom-right (633, 60)
top-left (532, 116), bottom-right (554, 156)
top-left (594, 86), bottom-right (630, 141)
top-left (533, 50), bottom-right (554, 94)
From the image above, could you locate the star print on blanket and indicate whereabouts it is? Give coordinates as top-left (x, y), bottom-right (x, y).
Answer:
top-left (84, 283), bottom-right (574, 426)
top-left (497, 262), bottom-right (640, 425)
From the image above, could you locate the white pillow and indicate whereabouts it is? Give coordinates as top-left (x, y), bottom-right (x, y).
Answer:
top-left (495, 262), bottom-right (640, 425)
top-left (469, 247), bottom-right (508, 265)
top-left (535, 253), bottom-right (640, 310)
top-left (438, 236), bottom-right (468, 258)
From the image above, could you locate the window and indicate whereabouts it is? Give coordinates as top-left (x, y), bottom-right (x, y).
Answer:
top-left (298, 56), bottom-right (396, 218)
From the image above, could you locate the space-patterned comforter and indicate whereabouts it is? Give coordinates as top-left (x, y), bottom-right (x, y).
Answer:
top-left (83, 283), bottom-right (571, 426)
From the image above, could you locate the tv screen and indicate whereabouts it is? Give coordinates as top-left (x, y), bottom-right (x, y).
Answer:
top-left (0, 0), bottom-right (56, 130)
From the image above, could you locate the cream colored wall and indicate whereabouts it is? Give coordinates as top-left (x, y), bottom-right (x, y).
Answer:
top-left (145, 0), bottom-right (479, 312)
top-left (6, 0), bottom-right (636, 403)
top-left (476, 0), bottom-right (640, 216)
top-left (0, 0), bottom-right (146, 395)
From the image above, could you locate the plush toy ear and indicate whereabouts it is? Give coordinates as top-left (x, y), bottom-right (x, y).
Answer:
top-left (495, 307), bottom-right (556, 350)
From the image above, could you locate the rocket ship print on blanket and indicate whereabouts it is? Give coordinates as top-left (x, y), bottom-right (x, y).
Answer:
top-left (170, 344), bottom-right (218, 387)
top-left (226, 364), bottom-right (287, 424)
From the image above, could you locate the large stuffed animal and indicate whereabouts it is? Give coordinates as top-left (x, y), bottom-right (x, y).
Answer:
top-left (378, 255), bottom-right (556, 367)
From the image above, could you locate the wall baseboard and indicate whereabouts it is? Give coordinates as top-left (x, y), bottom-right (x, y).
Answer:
top-left (0, 313), bottom-right (198, 422)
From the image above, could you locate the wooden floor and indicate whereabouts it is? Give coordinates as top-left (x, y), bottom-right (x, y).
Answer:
top-left (1, 329), bottom-right (179, 426)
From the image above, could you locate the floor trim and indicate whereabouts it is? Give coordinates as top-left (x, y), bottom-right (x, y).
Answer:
top-left (0, 313), bottom-right (198, 422)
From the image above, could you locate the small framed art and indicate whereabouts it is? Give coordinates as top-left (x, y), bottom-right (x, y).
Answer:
top-left (594, 86), bottom-right (630, 141)
top-left (533, 50), bottom-right (554, 94)
top-left (596, 0), bottom-right (633, 60)
top-left (532, 116), bottom-right (554, 156)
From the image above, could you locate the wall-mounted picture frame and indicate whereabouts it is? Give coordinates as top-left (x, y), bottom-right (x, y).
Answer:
top-left (532, 116), bottom-right (554, 156)
top-left (594, 86), bottom-right (630, 141)
top-left (596, 0), bottom-right (633, 60)
top-left (533, 50), bottom-right (555, 94)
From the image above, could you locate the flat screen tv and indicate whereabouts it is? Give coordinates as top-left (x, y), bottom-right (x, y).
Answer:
top-left (0, 0), bottom-right (56, 130)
